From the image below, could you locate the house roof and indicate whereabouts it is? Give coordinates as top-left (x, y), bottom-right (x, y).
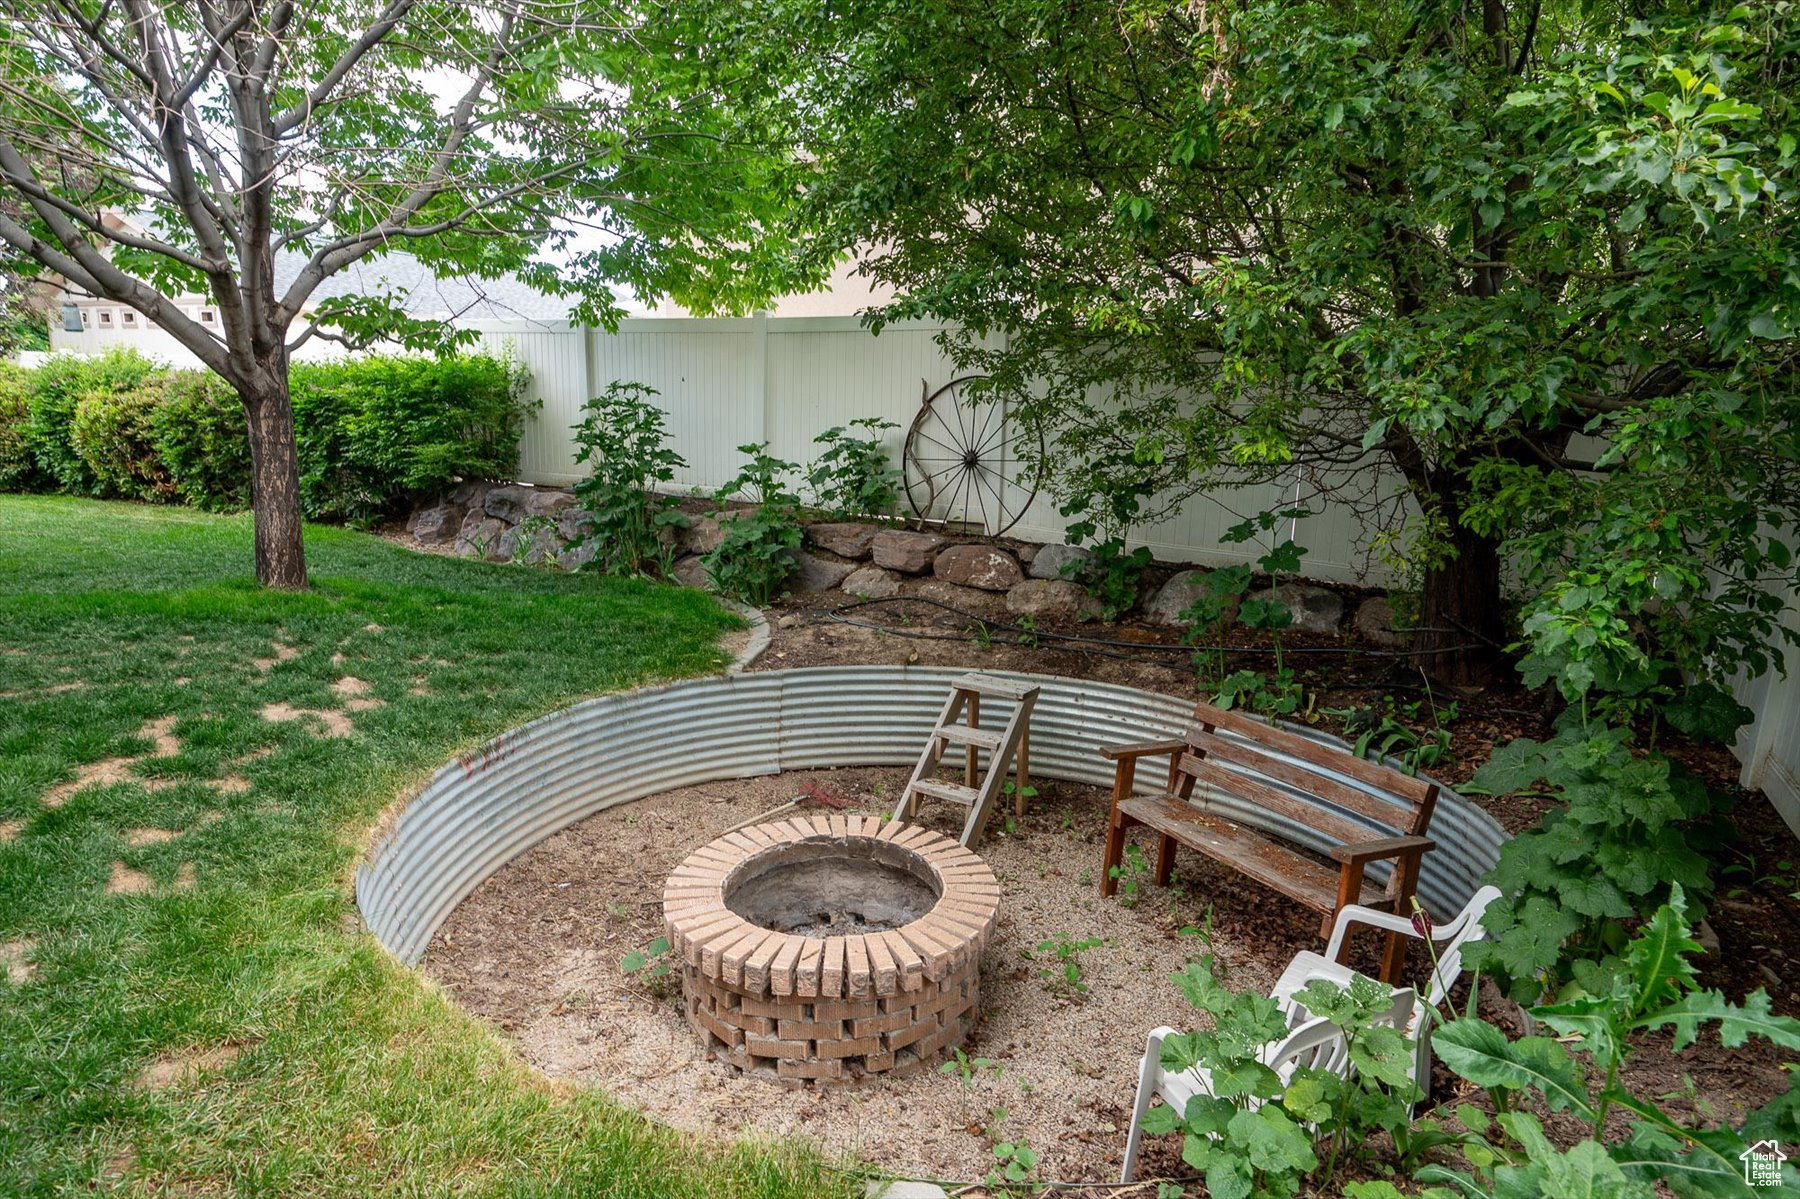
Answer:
top-left (274, 249), bottom-right (573, 323)
top-left (74, 212), bottom-right (574, 323)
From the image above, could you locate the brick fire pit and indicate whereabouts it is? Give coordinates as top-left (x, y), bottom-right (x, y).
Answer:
top-left (663, 814), bottom-right (1000, 1086)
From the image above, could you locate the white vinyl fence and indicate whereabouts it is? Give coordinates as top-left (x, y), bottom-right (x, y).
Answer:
top-left (471, 315), bottom-right (1402, 586)
top-left (1733, 607), bottom-right (1800, 838)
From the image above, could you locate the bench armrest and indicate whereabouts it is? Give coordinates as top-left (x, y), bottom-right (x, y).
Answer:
top-left (1099, 738), bottom-right (1187, 762)
top-left (1328, 835), bottom-right (1436, 866)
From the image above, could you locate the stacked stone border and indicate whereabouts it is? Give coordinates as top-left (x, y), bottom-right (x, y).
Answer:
top-left (666, 815), bottom-right (999, 1088)
top-left (406, 481), bottom-right (1405, 641)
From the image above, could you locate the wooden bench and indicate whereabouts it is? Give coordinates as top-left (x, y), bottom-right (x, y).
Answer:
top-left (1100, 701), bottom-right (1439, 981)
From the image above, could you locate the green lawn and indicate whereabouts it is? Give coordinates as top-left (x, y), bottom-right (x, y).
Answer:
top-left (0, 496), bottom-right (847, 1198)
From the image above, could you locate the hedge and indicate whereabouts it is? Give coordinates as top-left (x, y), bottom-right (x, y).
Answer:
top-left (25, 348), bottom-right (159, 494)
top-left (1, 352), bottom-right (530, 523)
top-left (290, 356), bottom-right (530, 523)
top-left (0, 362), bottom-right (40, 491)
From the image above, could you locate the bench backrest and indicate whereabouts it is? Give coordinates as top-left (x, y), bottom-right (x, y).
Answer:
top-left (1177, 702), bottom-right (1439, 871)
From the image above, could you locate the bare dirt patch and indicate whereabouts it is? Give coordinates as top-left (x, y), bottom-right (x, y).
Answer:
top-left (106, 861), bottom-right (155, 895)
top-left (174, 862), bottom-right (197, 892)
top-left (43, 757), bottom-right (142, 808)
top-left (124, 828), bottom-right (177, 848)
top-left (424, 766), bottom-right (1328, 1183)
top-left (0, 820), bottom-right (22, 843)
top-left (332, 676), bottom-right (385, 713)
top-left (3, 937), bottom-right (37, 985)
top-left (251, 641), bottom-right (302, 672)
top-left (141, 715), bottom-right (181, 758)
top-left (134, 1040), bottom-right (251, 1090)
top-left (261, 701), bottom-right (353, 738)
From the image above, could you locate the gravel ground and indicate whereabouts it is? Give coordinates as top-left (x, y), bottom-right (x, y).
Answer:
top-left (421, 764), bottom-right (1330, 1186)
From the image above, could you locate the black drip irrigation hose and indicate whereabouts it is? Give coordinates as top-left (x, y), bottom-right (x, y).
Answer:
top-left (826, 595), bottom-right (1480, 659)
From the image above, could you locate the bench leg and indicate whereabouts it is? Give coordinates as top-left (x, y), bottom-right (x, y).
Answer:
top-left (1379, 930), bottom-right (1408, 984)
top-left (1014, 732), bottom-right (1030, 817)
top-left (1154, 834), bottom-right (1176, 886)
top-left (1101, 814), bottom-right (1127, 897)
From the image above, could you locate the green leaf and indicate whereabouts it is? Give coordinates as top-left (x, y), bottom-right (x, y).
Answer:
top-left (1227, 1105), bottom-right (1318, 1174)
top-left (1140, 1103), bottom-right (1182, 1135)
top-left (1643, 987), bottom-right (1800, 1055)
top-left (1540, 1140), bottom-right (1656, 1198)
top-left (1433, 1019), bottom-right (1595, 1118)
top-left (1466, 738), bottom-right (1550, 795)
top-left (1621, 885), bottom-right (1702, 1010)
top-left (1663, 683), bottom-right (1754, 745)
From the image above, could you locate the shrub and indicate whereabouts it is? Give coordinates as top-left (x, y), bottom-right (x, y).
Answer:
top-left (70, 376), bottom-right (178, 501)
top-left (25, 348), bottom-right (158, 493)
top-left (702, 444), bottom-right (804, 604)
top-left (807, 418), bottom-right (900, 518)
top-left (569, 381), bottom-right (689, 577)
top-left (290, 354), bottom-right (531, 523)
top-left (0, 362), bottom-right (43, 492)
top-left (152, 372), bottom-right (251, 511)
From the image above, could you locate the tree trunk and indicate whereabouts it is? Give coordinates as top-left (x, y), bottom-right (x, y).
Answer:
top-left (1413, 482), bottom-right (1505, 687)
top-left (242, 366), bottom-right (309, 590)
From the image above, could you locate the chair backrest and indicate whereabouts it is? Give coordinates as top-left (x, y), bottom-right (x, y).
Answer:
top-left (1179, 703), bottom-right (1438, 898)
top-left (1266, 986), bottom-right (1415, 1084)
top-left (1263, 1014), bottom-right (1350, 1083)
top-left (1424, 885), bottom-right (1504, 1008)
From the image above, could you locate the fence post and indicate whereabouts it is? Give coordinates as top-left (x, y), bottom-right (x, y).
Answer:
top-left (754, 309), bottom-right (772, 448)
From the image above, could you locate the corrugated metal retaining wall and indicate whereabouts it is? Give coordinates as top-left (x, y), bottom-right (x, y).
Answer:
top-left (356, 667), bottom-right (1508, 965)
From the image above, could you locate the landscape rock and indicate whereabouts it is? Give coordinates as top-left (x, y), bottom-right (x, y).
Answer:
top-left (1028, 542), bottom-right (1092, 580)
top-left (557, 538), bottom-right (598, 572)
top-left (1354, 596), bottom-right (1409, 649)
top-left (870, 530), bottom-right (947, 574)
top-left (1144, 569), bottom-right (1215, 626)
top-left (805, 522), bottom-right (884, 560)
top-left (841, 565), bottom-right (903, 599)
top-left (1269, 584), bottom-right (1344, 634)
top-left (915, 578), bottom-right (1006, 619)
top-left (933, 544), bottom-right (1024, 591)
top-left (681, 514), bottom-right (726, 555)
top-left (555, 508), bottom-right (594, 543)
top-left (453, 513), bottom-right (508, 559)
top-left (670, 555), bottom-right (713, 590)
top-left (1004, 579), bottom-right (1103, 622)
top-left (492, 525), bottom-right (521, 563)
top-left (482, 484), bottom-right (539, 524)
top-left (408, 504), bottom-right (463, 545)
top-left (792, 551), bottom-right (856, 593)
top-left (522, 488), bottom-right (577, 519)
top-left (447, 479), bottom-right (493, 509)
top-left (515, 524), bottom-right (566, 567)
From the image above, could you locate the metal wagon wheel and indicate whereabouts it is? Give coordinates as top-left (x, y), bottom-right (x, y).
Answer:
top-left (903, 376), bottom-right (1043, 537)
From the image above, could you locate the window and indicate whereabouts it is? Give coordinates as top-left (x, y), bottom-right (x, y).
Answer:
top-left (120, 310), bottom-right (137, 328)
top-left (200, 309), bottom-right (215, 324)
top-left (97, 310), bottom-right (113, 327)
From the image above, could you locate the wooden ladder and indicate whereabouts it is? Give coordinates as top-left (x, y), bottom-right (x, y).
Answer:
top-left (894, 672), bottom-right (1040, 847)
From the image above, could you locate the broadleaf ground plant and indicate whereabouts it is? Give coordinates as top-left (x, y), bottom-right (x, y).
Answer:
top-left (1421, 887), bottom-right (1800, 1197)
top-left (703, 444), bottom-right (806, 605)
top-left (570, 382), bottom-right (691, 579)
top-left (807, 417), bottom-right (901, 519)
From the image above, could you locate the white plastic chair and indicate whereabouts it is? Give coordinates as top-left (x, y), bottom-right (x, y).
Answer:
top-left (1271, 884), bottom-right (1502, 1097)
top-left (1119, 985), bottom-right (1415, 1184)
